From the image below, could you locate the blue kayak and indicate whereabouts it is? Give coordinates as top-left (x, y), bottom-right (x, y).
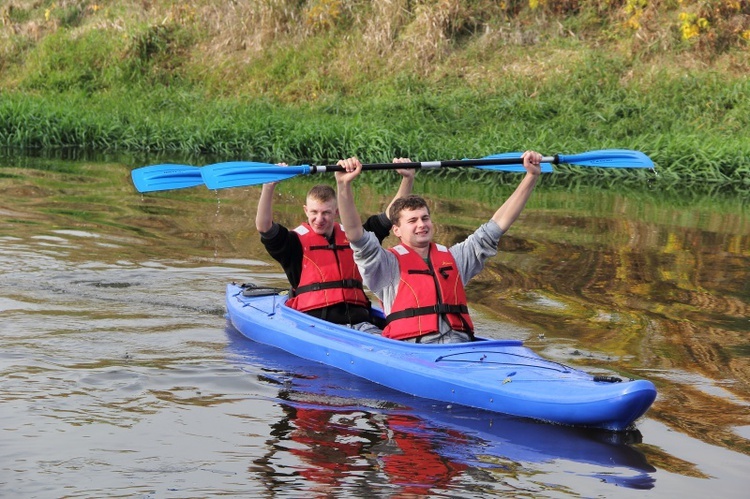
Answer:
top-left (226, 283), bottom-right (657, 431)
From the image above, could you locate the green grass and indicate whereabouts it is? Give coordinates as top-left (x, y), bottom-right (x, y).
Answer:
top-left (0, 0), bottom-right (748, 197)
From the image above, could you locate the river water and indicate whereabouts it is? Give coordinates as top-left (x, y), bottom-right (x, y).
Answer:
top-left (1, 154), bottom-right (748, 498)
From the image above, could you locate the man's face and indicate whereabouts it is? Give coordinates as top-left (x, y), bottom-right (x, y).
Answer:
top-left (303, 197), bottom-right (338, 237)
top-left (392, 207), bottom-right (433, 249)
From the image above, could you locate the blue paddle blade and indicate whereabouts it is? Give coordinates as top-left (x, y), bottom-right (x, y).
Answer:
top-left (131, 165), bottom-right (203, 193)
top-left (201, 161), bottom-right (310, 190)
top-left (557, 149), bottom-right (654, 168)
top-left (477, 153), bottom-right (554, 173)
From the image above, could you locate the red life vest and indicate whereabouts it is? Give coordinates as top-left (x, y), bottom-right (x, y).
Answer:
top-left (383, 243), bottom-right (474, 340)
top-left (285, 223), bottom-right (370, 312)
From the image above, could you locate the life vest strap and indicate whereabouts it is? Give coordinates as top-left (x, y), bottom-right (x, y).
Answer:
top-left (291, 278), bottom-right (364, 297)
top-left (385, 304), bottom-right (469, 325)
top-left (309, 243), bottom-right (350, 251)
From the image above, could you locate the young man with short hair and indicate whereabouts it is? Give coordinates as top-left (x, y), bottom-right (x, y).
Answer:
top-left (335, 151), bottom-right (543, 343)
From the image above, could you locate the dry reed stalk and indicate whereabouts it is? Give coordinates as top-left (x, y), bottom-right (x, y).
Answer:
top-left (198, 0), bottom-right (303, 54)
top-left (402, 0), bottom-right (464, 72)
top-left (363, 0), bottom-right (410, 55)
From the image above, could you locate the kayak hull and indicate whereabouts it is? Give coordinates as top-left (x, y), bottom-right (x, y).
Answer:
top-left (225, 283), bottom-right (656, 431)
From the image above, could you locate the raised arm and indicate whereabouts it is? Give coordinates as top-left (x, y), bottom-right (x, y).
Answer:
top-left (255, 163), bottom-right (287, 233)
top-left (491, 150), bottom-right (542, 232)
top-left (384, 158), bottom-right (416, 218)
top-left (335, 157), bottom-right (365, 242)
top-left (255, 183), bottom-right (276, 233)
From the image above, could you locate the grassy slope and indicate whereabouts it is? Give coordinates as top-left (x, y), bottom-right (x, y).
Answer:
top-left (0, 0), bottom-right (748, 195)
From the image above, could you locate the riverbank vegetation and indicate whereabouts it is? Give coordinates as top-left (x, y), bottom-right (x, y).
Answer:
top-left (1, 0), bottom-right (748, 196)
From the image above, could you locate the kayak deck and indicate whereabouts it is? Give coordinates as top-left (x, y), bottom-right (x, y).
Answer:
top-left (225, 283), bottom-right (656, 431)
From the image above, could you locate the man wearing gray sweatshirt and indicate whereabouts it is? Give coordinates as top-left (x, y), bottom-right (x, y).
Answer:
top-left (335, 151), bottom-right (542, 344)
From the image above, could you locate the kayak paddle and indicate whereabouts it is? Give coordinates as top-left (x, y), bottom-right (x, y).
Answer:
top-left (199, 156), bottom-right (554, 190)
top-left (200, 149), bottom-right (654, 190)
top-left (131, 149), bottom-right (654, 192)
top-left (130, 155), bottom-right (553, 192)
top-left (131, 164), bottom-right (203, 193)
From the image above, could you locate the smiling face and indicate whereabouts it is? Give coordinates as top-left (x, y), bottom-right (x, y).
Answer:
top-left (392, 206), bottom-right (433, 252)
top-left (303, 196), bottom-right (338, 237)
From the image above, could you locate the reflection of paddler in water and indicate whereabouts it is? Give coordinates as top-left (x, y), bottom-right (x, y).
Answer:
top-left (253, 397), bottom-right (655, 494)
top-left (261, 398), bottom-right (468, 495)
top-left (286, 405), bottom-right (379, 491)
top-left (377, 413), bottom-right (468, 496)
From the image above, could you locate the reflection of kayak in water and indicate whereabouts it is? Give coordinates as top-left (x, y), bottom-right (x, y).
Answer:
top-left (226, 283), bottom-right (656, 431)
top-left (225, 314), bottom-right (656, 490)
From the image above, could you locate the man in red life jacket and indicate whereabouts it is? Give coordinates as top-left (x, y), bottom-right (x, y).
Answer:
top-left (335, 151), bottom-right (543, 343)
top-left (255, 160), bottom-right (415, 330)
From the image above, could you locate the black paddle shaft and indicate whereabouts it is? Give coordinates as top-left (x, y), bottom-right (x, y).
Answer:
top-left (308, 156), bottom-right (558, 173)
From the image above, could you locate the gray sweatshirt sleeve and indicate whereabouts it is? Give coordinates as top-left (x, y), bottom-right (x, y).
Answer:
top-left (349, 231), bottom-right (401, 316)
top-left (450, 220), bottom-right (505, 284)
